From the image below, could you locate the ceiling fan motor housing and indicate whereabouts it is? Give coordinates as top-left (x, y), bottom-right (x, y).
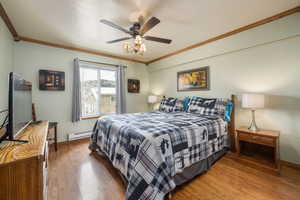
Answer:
top-left (130, 23), bottom-right (141, 36)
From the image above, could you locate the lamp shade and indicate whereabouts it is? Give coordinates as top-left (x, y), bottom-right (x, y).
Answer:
top-left (242, 94), bottom-right (265, 109)
top-left (148, 95), bottom-right (158, 104)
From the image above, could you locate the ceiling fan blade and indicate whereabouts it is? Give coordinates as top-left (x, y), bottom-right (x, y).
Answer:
top-left (106, 37), bottom-right (132, 44)
top-left (100, 19), bottom-right (132, 35)
top-left (144, 36), bottom-right (172, 44)
top-left (140, 17), bottom-right (160, 35)
top-left (138, 15), bottom-right (145, 26)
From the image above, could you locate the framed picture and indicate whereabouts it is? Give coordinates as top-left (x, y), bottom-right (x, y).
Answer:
top-left (177, 66), bottom-right (210, 91)
top-left (128, 79), bottom-right (140, 93)
top-left (39, 70), bottom-right (65, 91)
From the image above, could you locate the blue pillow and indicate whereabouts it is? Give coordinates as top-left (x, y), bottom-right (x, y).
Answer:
top-left (184, 96), bottom-right (203, 111)
top-left (225, 101), bottom-right (233, 121)
top-left (183, 97), bottom-right (191, 111)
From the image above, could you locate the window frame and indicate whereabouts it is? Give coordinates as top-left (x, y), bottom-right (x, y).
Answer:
top-left (79, 64), bottom-right (118, 119)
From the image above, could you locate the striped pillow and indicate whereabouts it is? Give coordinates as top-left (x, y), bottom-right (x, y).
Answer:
top-left (187, 97), bottom-right (228, 117)
top-left (159, 97), bottom-right (177, 112)
top-left (173, 99), bottom-right (184, 112)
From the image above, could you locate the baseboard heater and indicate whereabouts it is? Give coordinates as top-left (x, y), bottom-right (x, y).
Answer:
top-left (68, 131), bottom-right (92, 141)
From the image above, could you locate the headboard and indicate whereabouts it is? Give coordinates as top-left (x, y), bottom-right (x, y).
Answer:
top-left (228, 94), bottom-right (237, 152)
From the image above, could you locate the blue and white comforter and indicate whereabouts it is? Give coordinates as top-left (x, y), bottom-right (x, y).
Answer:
top-left (90, 111), bottom-right (229, 200)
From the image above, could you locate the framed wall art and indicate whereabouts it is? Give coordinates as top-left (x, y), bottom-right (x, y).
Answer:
top-left (128, 79), bottom-right (140, 93)
top-left (39, 70), bottom-right (65, 91)
top-left (177, 66), bottom-right (210, 91)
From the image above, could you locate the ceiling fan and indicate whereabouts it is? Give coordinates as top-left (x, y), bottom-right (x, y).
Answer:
top-left (100, 17), bottom-right (172, 55)
top-left (100, 17), bottom-right (172, 44)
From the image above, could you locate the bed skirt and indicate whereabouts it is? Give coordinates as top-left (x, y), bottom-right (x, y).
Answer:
top-left (174, 148), bottom-right (227, 185)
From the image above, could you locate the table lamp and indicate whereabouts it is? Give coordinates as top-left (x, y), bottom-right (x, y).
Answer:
top-left (242, 93), bottom-right (265, 131)
top-left (148, 95), bottom-right (159, 110)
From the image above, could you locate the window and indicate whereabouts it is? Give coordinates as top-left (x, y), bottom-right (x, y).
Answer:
top-left (80, 65), bottom-right (117, 117)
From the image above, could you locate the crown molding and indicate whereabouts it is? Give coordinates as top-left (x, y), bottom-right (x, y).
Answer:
top-left (18, 36), bottom-right (147, 64)
top-left (0, 3), bottom-right (19, 41)
top-left (145, 6), bottom-right (300, 65)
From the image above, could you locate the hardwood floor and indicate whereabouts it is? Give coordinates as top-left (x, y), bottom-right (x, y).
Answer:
top-left (48, 139), bottom-right (300, 200)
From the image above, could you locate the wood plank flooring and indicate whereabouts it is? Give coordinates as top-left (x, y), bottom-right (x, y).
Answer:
top-left (48, 139), bottom-right (300, 200)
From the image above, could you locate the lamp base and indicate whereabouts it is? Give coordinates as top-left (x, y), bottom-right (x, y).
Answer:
top-left (248, 110), bottom-right (259, 132)
top-left (248, 122), bottom-right (259, 132)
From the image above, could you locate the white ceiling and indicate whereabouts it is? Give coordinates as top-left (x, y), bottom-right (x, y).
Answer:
top-left (2, 0), bottom-right (300, 61)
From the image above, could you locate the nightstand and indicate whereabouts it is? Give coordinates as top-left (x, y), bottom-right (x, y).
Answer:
top-left (235, 126), bottom-right (280, 174)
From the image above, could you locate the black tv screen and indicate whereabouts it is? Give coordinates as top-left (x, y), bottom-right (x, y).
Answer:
top-left (7, 73), bottom-right (32, 140)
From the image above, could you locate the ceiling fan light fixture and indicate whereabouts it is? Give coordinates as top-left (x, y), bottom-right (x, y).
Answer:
top-left (134, 35), bottom-right (142, 44)
top-left (123, 42), bottom-right (133, 53)
top-left (123, 36), bottom-right (146, 55)
top-left (139, 43), bottom-right (146, 55)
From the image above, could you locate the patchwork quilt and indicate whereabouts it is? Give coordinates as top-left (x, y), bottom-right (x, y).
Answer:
top-left (90, 111), bottom-right (229, 200)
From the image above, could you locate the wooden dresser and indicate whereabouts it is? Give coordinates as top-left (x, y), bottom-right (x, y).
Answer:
top-left (0, 121), bottom-right (49, 200)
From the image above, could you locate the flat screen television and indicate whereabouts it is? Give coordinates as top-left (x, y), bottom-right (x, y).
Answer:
top-left (0, 73), bottom-right (32, 143)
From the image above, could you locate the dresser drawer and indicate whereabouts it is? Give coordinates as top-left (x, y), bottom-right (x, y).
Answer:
top-left (43, 141), bottom-right (49, 200)
top-left (43, 162), bottom-right (48, 200)
top-left (43, 141), bottom-right (49, 168)
top-left (238, 132), bottom-right (275, 147)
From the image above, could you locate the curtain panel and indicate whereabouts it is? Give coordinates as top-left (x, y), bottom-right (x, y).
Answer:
top-left (72, 58), bottom-right (82, 122)
top-left (116, 65), bottom-right (127, 114)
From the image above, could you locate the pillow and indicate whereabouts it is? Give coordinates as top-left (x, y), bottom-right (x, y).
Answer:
top-left (182, 97), bottom-right (191, 111)
top-left (173, 99), bottom-right (184, 112)
top-left (187, 97), bottom-right (229, 117)
top-left (159, 97), bottom-right (177, 112)
top-left (214, 98), bottom-right (229, 117)
top-left (188, 97), bottom-right (217, 111)
top-left (224, 101), bottom-right (233, 121)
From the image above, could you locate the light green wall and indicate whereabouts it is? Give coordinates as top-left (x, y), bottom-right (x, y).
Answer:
top-left (6, 12), bottom-right (300, 164)
top-left (13, 42), bottom-right (149, 142)
top-left (0, 17), bottom-right (14, 111)
top-left (148, 13), bottom-right (300, 164)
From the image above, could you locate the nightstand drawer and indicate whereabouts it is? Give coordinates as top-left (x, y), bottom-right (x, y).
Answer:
top-left (238, 132), bottom-right (275, 147)
top-left (252, 135), bottom-right (275, 147)
top-left (239, 132), bottom-right (252, 142)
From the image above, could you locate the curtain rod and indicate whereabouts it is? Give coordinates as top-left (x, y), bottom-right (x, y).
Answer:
top-left (78, 59), bottom-right (127, 68)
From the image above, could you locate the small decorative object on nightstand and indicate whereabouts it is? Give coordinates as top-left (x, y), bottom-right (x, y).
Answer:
top-left (148, 95), bottom-right (159, 110)
top-left (235, 126), bottom-right (280, 174)
top-left (242, 93), bottom-right (265, 131)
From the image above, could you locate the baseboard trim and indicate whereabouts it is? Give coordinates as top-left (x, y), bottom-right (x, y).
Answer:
top-left (49, 137), bottom-right (90, 149)
top-left (280, 160), bottom-right (300, 170)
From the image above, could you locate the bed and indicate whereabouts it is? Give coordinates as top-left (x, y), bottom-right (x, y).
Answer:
top-left (89, 95), bottom-right (236, 200)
